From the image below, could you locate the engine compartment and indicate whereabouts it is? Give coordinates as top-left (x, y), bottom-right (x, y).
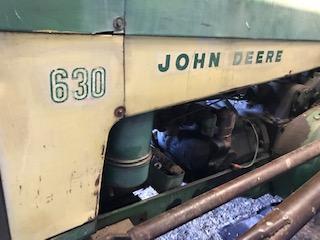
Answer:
top-left (153, 70), bottom-right (320, 180)
top-left (99, 69), bottom-right (320, 214)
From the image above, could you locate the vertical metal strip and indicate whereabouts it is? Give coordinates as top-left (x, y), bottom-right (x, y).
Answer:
top-left (0, 174), bottom-right (11, 240)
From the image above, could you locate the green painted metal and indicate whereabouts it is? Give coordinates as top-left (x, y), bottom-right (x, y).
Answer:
top-left (125, 0), bottom-right (320, 40)
top-left (148, 163), bottom-right (184, 193)
top-left (272, 108), bottom-right (320, 197)
top-left (106, 113), bottom-right (154, 160)
top-left (148, 149), bottom-right (185, 193)
top-left (1, 0), bottom-right (320, 40)
top-left (97, 156), bottom-right (269, 229)
top-left (103, 112), bottom-right (154, 189)
top-left (103, 162), bottom-right (150, 189)
top-left (0, 0), bottom-right (124, 33)
top-left (50, 221), bottom-right (96, 240)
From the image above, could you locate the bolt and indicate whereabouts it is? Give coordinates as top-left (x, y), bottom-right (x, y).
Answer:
top-left (154, 162), bottom-right (162, 169)
top-left (114, 106), bottom-right (126, 118)
top-left (113, 17), bottom-right (125, 31)
top-left (313, 112), bottom-right (320, 120)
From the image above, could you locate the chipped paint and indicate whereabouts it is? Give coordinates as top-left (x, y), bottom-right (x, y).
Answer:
top-left (95, 174), bottom-right (101, 187)
top-left (13, 10), bottom-right (22, 22)
top-left (285, 158), bottom-right (292, 168)
top-left (0, 32), bottom-right (124, 240)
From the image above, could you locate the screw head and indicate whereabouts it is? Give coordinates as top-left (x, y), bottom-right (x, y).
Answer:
top-left (113, 17), bottom-right (125, 31)
top-left (114, 106), bottom-right (126, 118)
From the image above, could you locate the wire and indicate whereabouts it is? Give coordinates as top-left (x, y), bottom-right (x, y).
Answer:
top-left (167, 99), bottom-right (223, 124)
top-left (231, 119), bottom-right (260, 169)
top-left (167, 93), bottom-right (243, 124)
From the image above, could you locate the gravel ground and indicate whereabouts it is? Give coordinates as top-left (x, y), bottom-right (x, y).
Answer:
top-left (293, 213), bottom-right (320, 240)
top-left (158, 194), bottom-right (282, 240)
top-left (134, 187), bottom-right (320, 240)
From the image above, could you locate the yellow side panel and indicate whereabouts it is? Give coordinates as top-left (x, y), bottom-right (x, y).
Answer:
top-left (0, 33), bottom-right (124, 240)
top-left (125, 37), bottom-right (320, 115)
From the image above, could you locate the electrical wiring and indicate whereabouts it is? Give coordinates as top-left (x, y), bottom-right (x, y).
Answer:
top-left (231, 119), bottom-right (260, 169)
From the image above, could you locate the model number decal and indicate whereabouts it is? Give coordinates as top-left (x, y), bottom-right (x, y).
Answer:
top-left (50, 67), bottom-right (106, 103)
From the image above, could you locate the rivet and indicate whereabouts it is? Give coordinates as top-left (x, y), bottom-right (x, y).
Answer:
top-left (114, 106), bottom-right (126, 118)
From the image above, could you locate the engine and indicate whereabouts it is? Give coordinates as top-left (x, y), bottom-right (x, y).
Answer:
top-left (153, 71), bottom-right (320, 180)
top-left (100, 70), bottom-right (320, 212)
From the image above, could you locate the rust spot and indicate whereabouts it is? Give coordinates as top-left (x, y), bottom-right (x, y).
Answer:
top-left (42, 145), bottom-right (46, 149)
top-left (93, 190), bottom-right (99, 196)
top-left (37, 190), bottom-right (40, 196)
top-left (46, 194), bottom-right (53, 204)
top-left (273, 114), bottom-right (310, 155)
top-left (19, 185), bottom-right (22, 193)
top-left (39, 176), bottom-right (42, 182)
top-left (95, 174), bottom-right (101, 187)
top-left (101, 144), bottom-right (105, 156)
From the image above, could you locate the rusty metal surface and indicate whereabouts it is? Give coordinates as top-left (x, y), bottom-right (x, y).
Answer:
top-left (91, 219), bottom-right (133, 240)
top-left (217, 108), bottom-right (236, 150)
top-left (239, 170), bottom-right (320, 240)
top-left (271, 106), bottom-right (320, 197)
top-left (273, 111), bottom-right (311, 156)
top-left (125, 140), bottom-right (320, 240)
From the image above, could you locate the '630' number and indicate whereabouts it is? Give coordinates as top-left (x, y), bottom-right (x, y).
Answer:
top-left (50, 67), bottom-right (106, 103)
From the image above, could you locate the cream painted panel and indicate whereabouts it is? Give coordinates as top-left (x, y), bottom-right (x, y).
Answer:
top-left (0, 33), bottom-right (124, 240)
top-left (125, 37), bottom-right (320, 115)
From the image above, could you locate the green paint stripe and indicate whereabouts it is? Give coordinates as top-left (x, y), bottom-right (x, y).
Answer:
top-left (0, 0), bottom-right (124, 33)
top-left (1, 0), bottom-right (320, 40)
top-left (50, 221), bottom-right (96, 240)
top-left (125, 0), bottom-right (320, 40)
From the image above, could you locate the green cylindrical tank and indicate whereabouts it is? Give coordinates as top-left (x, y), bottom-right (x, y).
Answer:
top-left (271, 106), bottom-right (320, 197)
top-left (103, 112), bottom-right (154, 189)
